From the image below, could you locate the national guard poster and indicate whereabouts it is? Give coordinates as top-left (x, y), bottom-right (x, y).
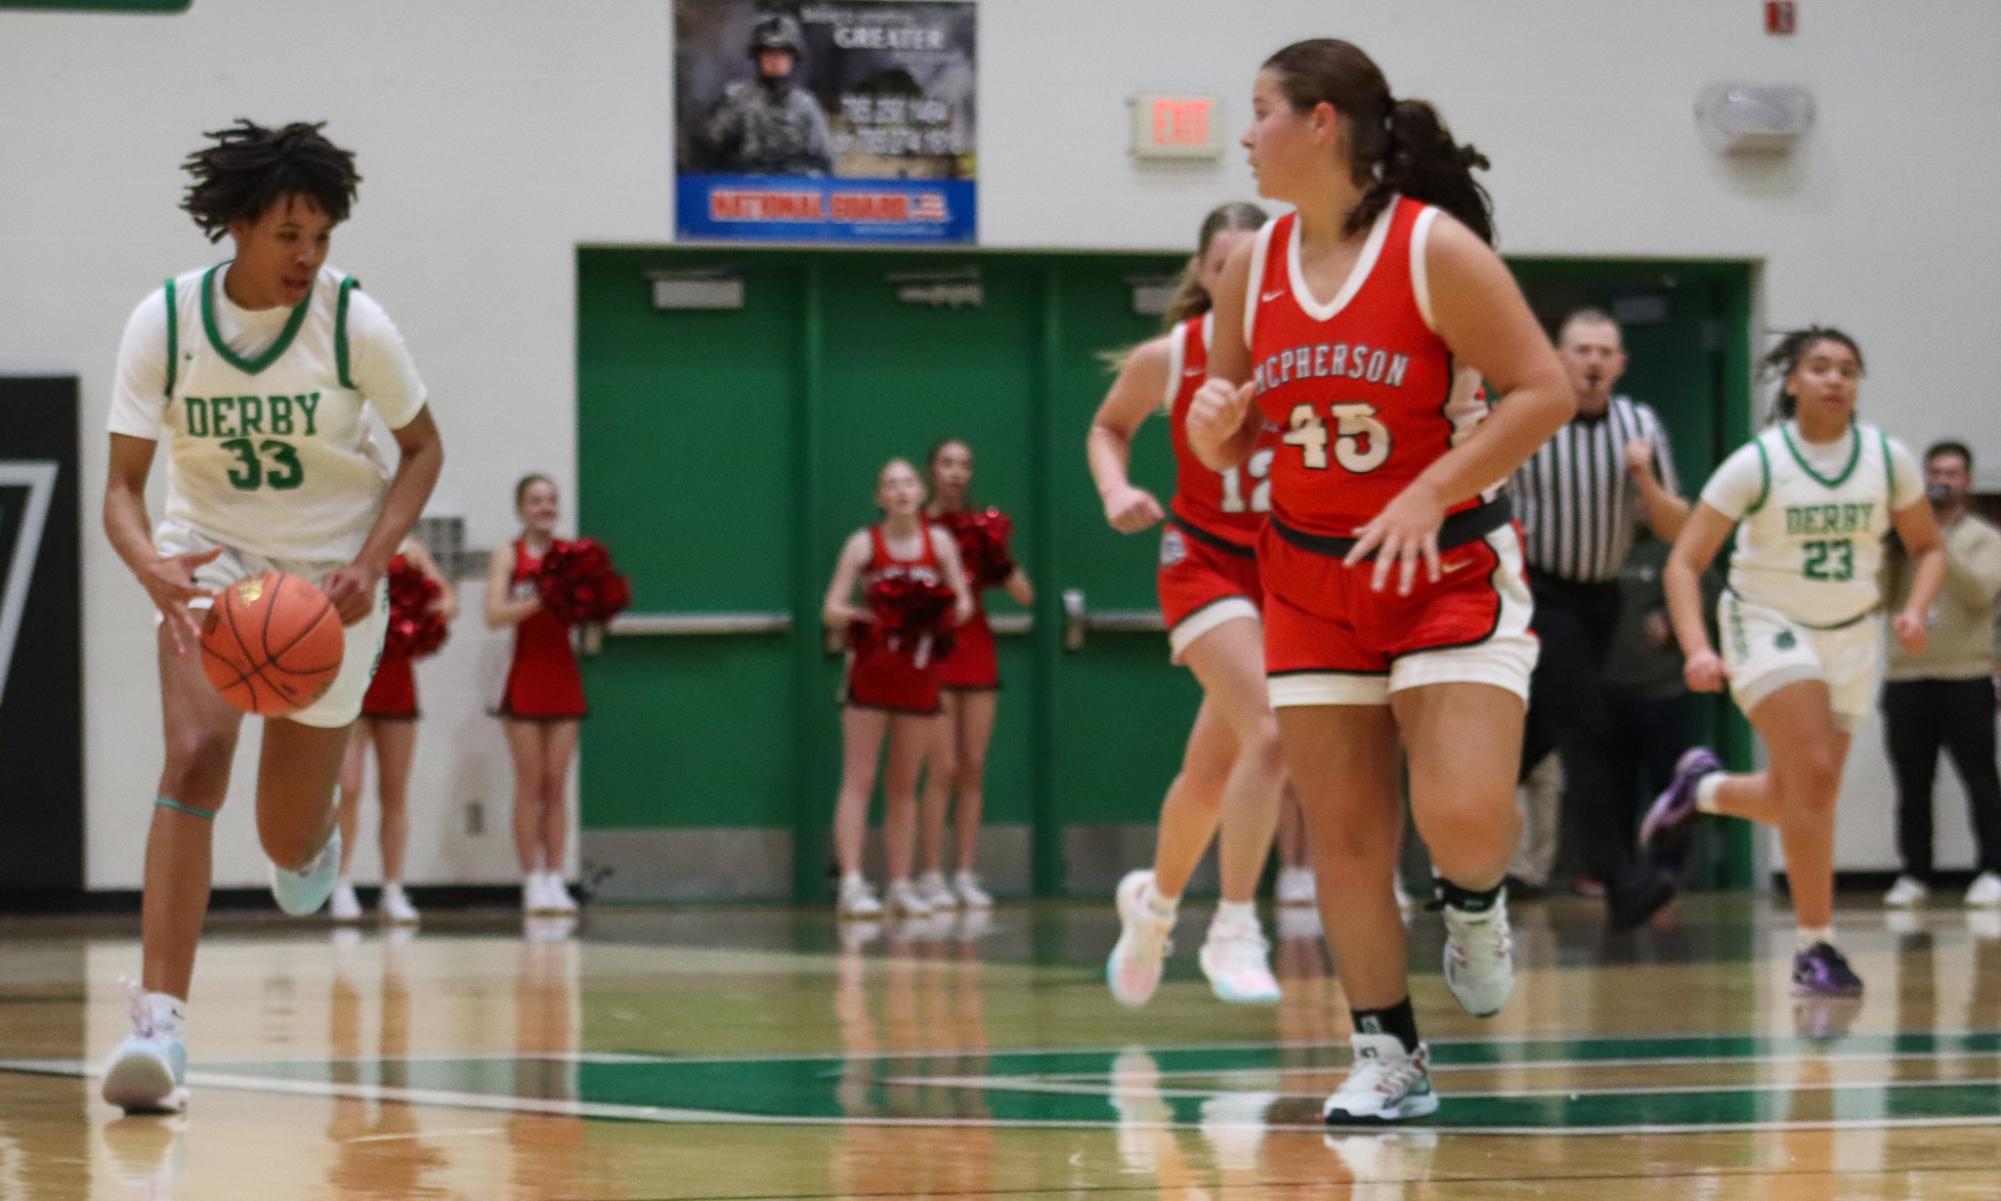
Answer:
top-left (674, 1), bottom-right (977, 244)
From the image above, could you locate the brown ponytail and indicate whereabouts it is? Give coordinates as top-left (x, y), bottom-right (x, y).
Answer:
top-left (1159, 201), bottom-right (1269, 329)
top-left (1264, 39), bottom-right (1494, 245)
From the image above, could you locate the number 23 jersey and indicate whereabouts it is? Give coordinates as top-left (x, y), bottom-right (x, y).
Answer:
top-left (1701, 420), bottom-right (1922, 628)
top-left (1246, 197), bottom-right (1487, 539)
top-left (109, 262), bottom-right (428, 563)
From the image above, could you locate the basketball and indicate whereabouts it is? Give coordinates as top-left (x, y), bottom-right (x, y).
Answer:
top-left (198, 571), bottom-right (346, 717)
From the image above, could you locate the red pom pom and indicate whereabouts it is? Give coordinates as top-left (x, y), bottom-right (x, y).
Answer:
top-left (382, 555), bottom-right (449, 658)
top-left (938, 508), bottom-right (1016, 588)
top-left (535, 538), bottom-right (633, 626)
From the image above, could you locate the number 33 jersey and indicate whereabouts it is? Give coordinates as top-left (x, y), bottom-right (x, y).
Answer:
top-left (109, 263), bottom-right (428, 563)
top-left (1245, 197), bottom-right (1486, 539)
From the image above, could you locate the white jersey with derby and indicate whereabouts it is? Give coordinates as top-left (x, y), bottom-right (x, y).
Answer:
top-left (1701, 419), bottom-right (1922, 628)
top-left (108, 262), bottom-right (428, 563)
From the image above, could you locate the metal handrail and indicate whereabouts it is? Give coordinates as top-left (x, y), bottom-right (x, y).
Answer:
top-left (1062, 588), bottom-right (1164, 650)
top-left (607, 611), bottom-right (794, 637)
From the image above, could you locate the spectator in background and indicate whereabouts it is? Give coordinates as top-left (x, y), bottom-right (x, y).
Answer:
top-left (1881, 440), bottom-right (2001, 908)
top-left (1512, 308), bottom-right (1688, 928)
top-left (697, 14), bottom-right (834, 177)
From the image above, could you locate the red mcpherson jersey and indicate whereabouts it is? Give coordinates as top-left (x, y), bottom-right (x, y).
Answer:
top-left (1167, 312), bottom-right (1276, 549)
top-left (1246, 198), bottom-right (1488, 539)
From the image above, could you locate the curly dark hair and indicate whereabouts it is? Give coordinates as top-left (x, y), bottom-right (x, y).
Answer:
top-left (179, 119), bottom-right (361, 242)
top-left (1760, 326), bottom-right (1864, 421)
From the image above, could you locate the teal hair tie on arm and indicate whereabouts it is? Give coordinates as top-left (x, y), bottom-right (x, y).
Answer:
top-left (155, 797), bottom-right (216, 821)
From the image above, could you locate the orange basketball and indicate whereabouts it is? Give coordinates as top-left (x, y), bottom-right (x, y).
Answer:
top-left (199, 571), bottom-right (346, 716)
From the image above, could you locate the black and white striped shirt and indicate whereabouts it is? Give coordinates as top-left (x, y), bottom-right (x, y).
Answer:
top-left (1512, 395), bottom-right (1680, 584)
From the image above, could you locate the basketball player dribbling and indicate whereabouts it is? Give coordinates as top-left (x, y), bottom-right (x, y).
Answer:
top-left (1188, 40), bottom-right (1573, 1122)
top-left (99, 120), bottom-right (443, 1113)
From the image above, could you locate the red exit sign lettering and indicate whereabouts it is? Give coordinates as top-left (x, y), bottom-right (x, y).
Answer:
top-left (1131, 93), bottom-right (1221, 159)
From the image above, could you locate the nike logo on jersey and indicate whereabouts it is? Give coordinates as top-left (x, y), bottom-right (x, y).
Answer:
top-left (1261, 289), bottom-right (1288, 303)
top-left (1183, 367), bottom-right (1205, 378)
top-left (1440, 556), bottom-right (1476, 575)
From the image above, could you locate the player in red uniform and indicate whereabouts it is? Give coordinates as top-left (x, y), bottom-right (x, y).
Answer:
top-left (1088, 201), bottom-right (1292, 1006)
top-left (331, 536), bottom-right (456, 924)
top-left (1188, 40), bottom-right (1572, 1122)
top-left (486, 475), bottom-right (588, 916)
top-left (824, 459), bottom-right (974, 919)
top-left (915, 438), bottom-right (1034, 912)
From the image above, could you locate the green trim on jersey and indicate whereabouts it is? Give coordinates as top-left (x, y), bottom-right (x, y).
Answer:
top-left (162, 277), bottom-right (179, 398)
top-left (334, 276), bottom-right (360, 390)
top-left (1779, 420), bottom-right (1862, 489)
top-left (1746, 439), bottom-right (1772, 514)
top-left (200, 263), bottom-right (312, 376)
top-left (1880, 429), bottom-right (1897, 503)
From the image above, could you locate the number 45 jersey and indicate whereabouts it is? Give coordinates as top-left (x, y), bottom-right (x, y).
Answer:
top-left (1245, 197), bottom-right (1489, 541)
top-left (109, 263), bottom-right (429, 563)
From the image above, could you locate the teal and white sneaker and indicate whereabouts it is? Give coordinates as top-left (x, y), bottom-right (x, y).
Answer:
top-left (1442, 897), bottom-right (1515, 1018)
top-left (271, 826), bottom-right (341, 917)
top-left (1321, 1033), bottom-right (1438, 1124)
top-left (1106, 870), bottom-right (1176, 1007)
top-left (101, 983), bottom-right (189, 1114)
top-left (1197, 913), bottom-right (1281, 1004)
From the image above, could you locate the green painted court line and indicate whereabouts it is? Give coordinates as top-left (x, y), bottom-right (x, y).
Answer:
top-left (9, 1031), bottom-right (2000, 1135)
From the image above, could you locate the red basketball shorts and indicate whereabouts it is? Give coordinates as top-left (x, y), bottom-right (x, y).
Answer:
top-left (1157, 520), bottom-right (1264, 664)
top-left (1260, 516), bottom-right (1537, 707)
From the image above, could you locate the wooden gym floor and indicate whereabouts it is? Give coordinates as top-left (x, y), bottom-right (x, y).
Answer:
top-left (1, 893), bottom-right (1997, 1199)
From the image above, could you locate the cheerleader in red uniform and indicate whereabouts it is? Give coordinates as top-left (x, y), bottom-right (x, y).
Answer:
top-left (1087, 201), bottom-right (1290, 1008)
top-left (1188, 40), bottom-right (1572, 1122)
top-left (331, 537), bottom-right (456, 924)
top-left (824, 459), bottom-right (974, 918)
top-left (486, 474), bottom-right (589, 915)
top-left (915, 438), bottom-right (1034, 912)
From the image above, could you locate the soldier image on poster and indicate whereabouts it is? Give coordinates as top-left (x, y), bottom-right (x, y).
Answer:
top-left (695, 14), bottom-right (835, 177)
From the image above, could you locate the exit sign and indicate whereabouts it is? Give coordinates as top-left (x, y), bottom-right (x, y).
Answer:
top-left (1131, 93), bottom-right (1221, 160)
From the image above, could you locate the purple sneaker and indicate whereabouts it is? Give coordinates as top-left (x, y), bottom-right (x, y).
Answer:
top-left (1791, 942), bottom-right (1864, 997)
top-left (1639, 747), bottom-right (1722, 853)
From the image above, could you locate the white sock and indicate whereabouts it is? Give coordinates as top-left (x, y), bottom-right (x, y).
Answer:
top-left (1212, 900), bottom-right (1257, 929)
top-left (143, 992), bottom-right (187, 1033)
top-left (1146, 884), bottom-right (1180, 919)
top-left (1797, 925), bottom-right (1834, 951)
top-left (1694, 773), bottom-right (1725, 814)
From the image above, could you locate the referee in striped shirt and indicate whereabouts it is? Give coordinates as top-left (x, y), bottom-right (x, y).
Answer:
top-left (1513, 309), bottom-right (1690, 929)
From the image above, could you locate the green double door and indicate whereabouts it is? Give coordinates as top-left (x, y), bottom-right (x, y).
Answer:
top-left (576, 250), bottom-right (1756, 901)
top-left (577, 249), bottom-right (1198, 902)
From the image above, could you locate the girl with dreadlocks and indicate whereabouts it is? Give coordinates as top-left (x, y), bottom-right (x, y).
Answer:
top-left (100, 119), bottom-right (443, 1113)
top-left (1087, 200), bottom-right (1290, 1009)
top-left (1185, 40), bottom-right (1573, 1122)
top-left (1643, 327), bottom-right (1943, 998)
